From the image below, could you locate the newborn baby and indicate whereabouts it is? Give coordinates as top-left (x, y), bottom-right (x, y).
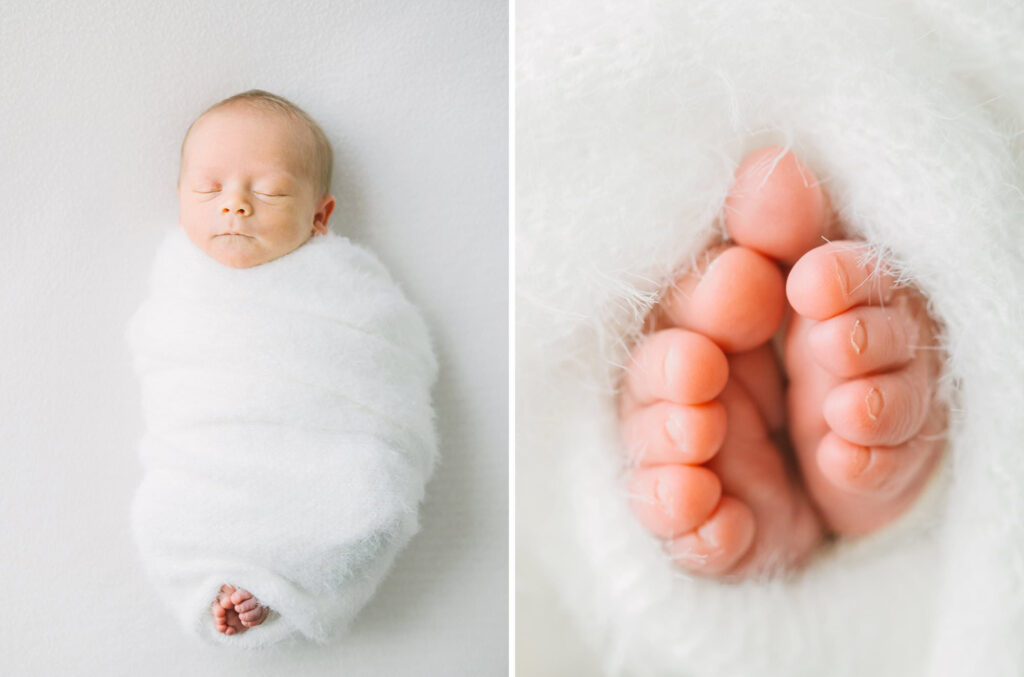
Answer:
top-left (176, 91), bottom-right (336, 271)
top-left (128, 90), bottom-right (438, 646)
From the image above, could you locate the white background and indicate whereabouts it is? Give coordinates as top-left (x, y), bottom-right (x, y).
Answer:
top-left (0, 1), bottom-right (507, 674)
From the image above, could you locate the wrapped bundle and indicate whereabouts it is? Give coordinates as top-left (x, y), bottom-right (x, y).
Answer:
top-left (127, 227), bottom-right (437, 648)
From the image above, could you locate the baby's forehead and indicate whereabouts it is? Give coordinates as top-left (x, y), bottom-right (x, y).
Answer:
top-left (196, 105), bottom-right (308, 142)
top-left (184, 106), bottom-right (315, 175)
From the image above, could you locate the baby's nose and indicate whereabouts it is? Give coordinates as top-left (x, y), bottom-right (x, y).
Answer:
top-left (221, 195), bottom-right (251, 216)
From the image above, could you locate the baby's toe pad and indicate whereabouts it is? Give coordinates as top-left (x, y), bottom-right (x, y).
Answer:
top-left (808, 305), bottom-right (916, 378)
top-left (724, 146), bottom-right (829, 265)
top-left (787, 242), bottom-right (895, 320)
top-left (662, 247), bottom-right (786, 353)
top-left (628, 465), bottom-right (722, 539)
top-left (622, 329), bottom-right (729, 408)
top-left (823, 366), bottom-right (931, 447)
top-left (817, 431), bottom-right (933, 499)
top-left (622, 401), bottom-right (727, 466)
top-left (665, 495), bottom-right (755, 575)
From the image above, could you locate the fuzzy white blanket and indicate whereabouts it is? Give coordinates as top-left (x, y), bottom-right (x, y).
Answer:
top-left (518, 0), bottom-right (1024, 675)
top-left (126, 227), bottom-right (437, 648)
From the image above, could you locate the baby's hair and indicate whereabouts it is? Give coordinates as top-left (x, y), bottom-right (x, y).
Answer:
top-left (178, 89), bottom-right (334, 198)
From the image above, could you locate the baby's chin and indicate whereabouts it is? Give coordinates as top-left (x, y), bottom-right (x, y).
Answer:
top-left (206, 234), bottom-right (278, 269)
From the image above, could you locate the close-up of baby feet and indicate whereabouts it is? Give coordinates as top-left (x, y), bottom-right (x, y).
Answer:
top-left (618, 146), bottom-right (948, 579)
top-left (211, 584), bottom-right (271, 636)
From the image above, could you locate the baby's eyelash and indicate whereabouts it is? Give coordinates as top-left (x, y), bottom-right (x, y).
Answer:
top-left (189, 189), bottom-right (286, 197)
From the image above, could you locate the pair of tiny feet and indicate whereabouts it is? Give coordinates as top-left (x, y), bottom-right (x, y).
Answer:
top-left (211, 585), bottom-right (271, 635)
top-left (619, 146), bottom-right (946, 580)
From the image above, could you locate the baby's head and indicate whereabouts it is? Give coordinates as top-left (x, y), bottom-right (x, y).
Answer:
top-left (177, 90), bottom-right (336, 268)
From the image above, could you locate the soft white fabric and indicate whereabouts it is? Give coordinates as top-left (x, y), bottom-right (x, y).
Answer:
top-left (517, 0), bottom-right (1024, 675)
top-left (127, 227), bottom-right (437, 649)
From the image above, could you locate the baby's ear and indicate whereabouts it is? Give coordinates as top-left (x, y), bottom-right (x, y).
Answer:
top-left (312, 195), bottom-right (336, 235)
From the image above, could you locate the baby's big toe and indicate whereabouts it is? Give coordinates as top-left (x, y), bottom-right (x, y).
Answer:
top-left (229, 588), bottom-right (253, 606)
top-left (787, 241), bottom-right (896, 321)
top-left (660, 246), bottom-right (786, 353)
top-left (724, 146), bottom-right (830, 265)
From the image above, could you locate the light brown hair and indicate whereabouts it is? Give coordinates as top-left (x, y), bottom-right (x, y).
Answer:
top-left (178, 89), bottom-right (334, 198)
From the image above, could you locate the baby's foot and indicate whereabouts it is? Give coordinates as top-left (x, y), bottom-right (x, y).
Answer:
top-left (229, 587), bottom-right (271, 628)
top-left (784, 243), bottom-right (946, 536)
top-left (619, 146), bottom-right (947, 577)
top-left (730, 147), bottom-right (947, 536)
top-left (211, 584), bottom-right (271, 635)
top-left (619, 243), bottom-right (824, 579)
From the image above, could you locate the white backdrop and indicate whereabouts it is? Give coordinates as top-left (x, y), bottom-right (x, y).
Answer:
top-left (0, 1), bottom-right (507, 674)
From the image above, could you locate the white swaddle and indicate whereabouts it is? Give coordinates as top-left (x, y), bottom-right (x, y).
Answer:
top-left (126, 226), bottom-right (438, 648)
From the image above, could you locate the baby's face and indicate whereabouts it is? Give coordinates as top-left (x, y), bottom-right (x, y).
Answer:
top-left (177, 105), bottom-right (334, 268)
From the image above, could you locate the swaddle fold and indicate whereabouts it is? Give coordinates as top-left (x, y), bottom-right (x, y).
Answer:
top-left (127, 227), bottom-right (437, 648)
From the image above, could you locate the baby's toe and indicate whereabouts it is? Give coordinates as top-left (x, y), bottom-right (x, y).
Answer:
top-left (822, 356), bottom-right (933, 447)
top-left (787, 241), bottom-right (896, 321)
top-left (627, 465), bottom-right (722, 539)
top-left (235, 598), bottom-right (259, 614)
top-left (724, 146), bottom-right (831, 265)
top-left (817, 429), bottom-right (932, 499)
top-left (218, 581), bottom-right (235, 610)
top-left (620, 328), bottom-right (729, 411)
top-left (815, 406), bottom-right (946, 535)
top-left (211, 601), bottom-right (227, 632)
top-left (240, 606), bottom-right (269, 627)
top-left (807, 301), bottom-right (921, 378)
top-left (230, 588), bottom-right (252, 606)
top-left (225, 610), bottom-right (247, 636)
top-left (621, 400), bottom-right (727, 467)
top-left (664, 495), bottom-right (755, 576)
top-left (659, 246), bottom-right (786, 353)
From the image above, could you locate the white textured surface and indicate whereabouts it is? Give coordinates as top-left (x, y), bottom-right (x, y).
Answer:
top-left (517, 0), bottom-right (1024, 674)
top-left (0, 1), bottom-right (507, 674)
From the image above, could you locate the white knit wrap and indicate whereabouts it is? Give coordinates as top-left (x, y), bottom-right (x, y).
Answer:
top-left (127, 227), bottom-right (438, 648)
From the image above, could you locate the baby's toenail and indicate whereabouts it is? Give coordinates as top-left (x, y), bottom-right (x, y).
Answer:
top-left (652, 478), bottom-right (674, 515)
top-left (865, 387), bottom-right (882, 420)
top-left (832, 256), bottom-right (849, 298)
top-left (665, 413), bottom-right (686, 448)
top-left (850, 444), bottom-right (871, 477)
top-left (850, 319), bottom-right (866, 355)
top-left (663, 346), bottom-right (680, 389)
top-left (696, 520), bottom-right (719, 548)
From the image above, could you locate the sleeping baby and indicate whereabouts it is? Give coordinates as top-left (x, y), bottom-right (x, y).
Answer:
top-left (127, 90), bottom-right (438, 647)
